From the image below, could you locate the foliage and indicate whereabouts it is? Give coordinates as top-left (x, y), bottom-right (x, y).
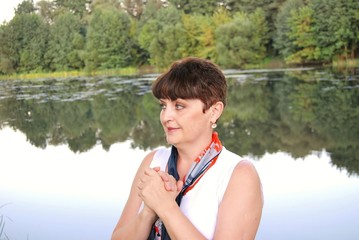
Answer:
top-left (285, 6), bottom-right (320, 63)
top-left (215, 9), bottom-right (269, 68)
top-left (0, 0), bottom-right (358, 75)
top-left (0, 14), bottom-right (48, 73)
top-left (273, 0), bottom-right (305, 58)
top-left (85, 8), bottom-right (134, 71)
top-left (53, 0), bottom-right (90, 17)
top-left (36, 0), bottom-right (57, 23)
top-left (169, 0), bottom-right (220, 15)
top-left (45, 12), bottom-right (85, 71)
top-left (15, 0), bottom-right (36, 15)
top-left (311, 0), bottom-right (359, 61)
top-left (138, 5), bottom-right (183, 67)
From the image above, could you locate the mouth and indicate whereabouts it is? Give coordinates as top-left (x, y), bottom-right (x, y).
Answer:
top-left (166, 127), bottom-right (179, 133)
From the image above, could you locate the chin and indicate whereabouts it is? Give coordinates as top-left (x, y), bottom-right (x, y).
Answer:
top-left (165, 136), bottom-right (179, 146)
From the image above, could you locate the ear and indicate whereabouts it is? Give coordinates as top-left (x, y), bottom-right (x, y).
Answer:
top-left (210, 101), bottom-right (224, 123)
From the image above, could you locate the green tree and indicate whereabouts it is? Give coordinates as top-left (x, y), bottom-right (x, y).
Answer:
top-left (179, 14), bottom-right (211, 58)
top-left (138, 5), bottom-right (183, 67)
top-left (169, 0), bottom-right (220, 15)
top-left (45, 12), bottom-right (85, 71)
top-left (0, 14), bottom-right (49, 73)
top-left (0, 24), bottom-right (16, 74)
top-left (85, 8), bottom-right (134, 71)
top-left (122, 0), bottom-right (144, 19)
top-left (273, 0), bottom-right (305, 58)
top-left (36, 0), bottom-right (57, 23)
top-left (173, 9), bottom-right (231, 62)
top-left (225, 0), bottom-right (286, 49)
top-left (215, 9), bottom-right (268, 68)
top-left (312, 0), bottom-right (359, 61)
top-left (15, 0), bottom-right (36, 15)
top-left (54, 0), bottom-right (90, 17)
top-left (137, 0), bottom-right (165, 24)
top-left (285, 6), bottom-right (320, 64)
top-left (0, 0), bottom-right (48, 73)
top-left (89, 0), bottom-right (122, 11)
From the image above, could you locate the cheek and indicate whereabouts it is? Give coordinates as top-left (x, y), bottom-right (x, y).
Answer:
top-left (159, 112), bottom-right (164, 122)
top-left (159, 111), bottom-right (167, 124)
top-left (188, 113), bottom-right (211, 128)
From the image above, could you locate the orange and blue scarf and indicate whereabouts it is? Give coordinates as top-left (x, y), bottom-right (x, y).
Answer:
top-left (148, 132), bottom-right (223, 240)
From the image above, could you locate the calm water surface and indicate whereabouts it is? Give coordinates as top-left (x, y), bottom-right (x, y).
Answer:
top-left (0, 67), bottom-right (359, 240)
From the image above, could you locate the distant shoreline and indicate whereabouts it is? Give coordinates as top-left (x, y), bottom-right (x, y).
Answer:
top-left (1, 59), bottom-right (358, 81)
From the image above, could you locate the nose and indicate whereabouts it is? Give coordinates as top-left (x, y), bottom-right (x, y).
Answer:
top-left (161, 105), bottom-right (175, 123)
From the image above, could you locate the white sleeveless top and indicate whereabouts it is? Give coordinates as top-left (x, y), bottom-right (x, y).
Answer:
top-left (150, 146), bottom-right (243, 239)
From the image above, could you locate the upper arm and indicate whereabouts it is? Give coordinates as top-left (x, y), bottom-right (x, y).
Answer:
top-left (113, 150), bottom-right (157, 230)
top-left (214, 160), bottom-right (263, 240)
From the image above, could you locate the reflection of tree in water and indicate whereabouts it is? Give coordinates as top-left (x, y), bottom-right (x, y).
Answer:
top-left (0, 77), bottom-right (151, 152)
top-left (0, 70), bottom-right (358, 175)
top-left (0, 98), bottom-right (57, 149)
top-left (130, 93), bottom-right (167, 150)
top-left (218, 70), bottom-right (359, 175)
top-left (92, 93), bottom-right (137, 151)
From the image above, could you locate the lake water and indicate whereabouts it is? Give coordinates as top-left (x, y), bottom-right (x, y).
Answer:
top-left (0, 67), bottom-right (359, 240)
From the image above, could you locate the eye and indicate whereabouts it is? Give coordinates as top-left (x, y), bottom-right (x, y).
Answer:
top-left (175, 103), bottom-right (184, 110)
top-left (159, 103), bottom-right (166, 110)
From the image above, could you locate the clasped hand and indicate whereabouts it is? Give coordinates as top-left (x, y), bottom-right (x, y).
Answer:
top-left (137, 167), bottom-right (183, 213)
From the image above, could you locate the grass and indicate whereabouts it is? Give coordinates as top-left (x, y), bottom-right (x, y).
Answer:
top-left (332, 58), bottom-right (359, 68)
top-left (0, 203), bottom-right (11, 240)
top-left (245, 57), bottom-right (359, 70)
top-left (0, 67), bottom-right (141, 81)
top-left (244, 57), bottom-right (287, 70)
top-left (1, 58), bottom-right (358, 81)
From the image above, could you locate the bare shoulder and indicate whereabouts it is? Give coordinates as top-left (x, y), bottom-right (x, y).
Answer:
top-left (214, 159), bottom-right (263, 239)
top-left (225, 159), bottom-right (263, 201)
top-left (228, 159), bottom-right (263, 204)
top-left (232, 159), bottom-right (261, 184)
top-left (138, 149), bottom-right (157, 169)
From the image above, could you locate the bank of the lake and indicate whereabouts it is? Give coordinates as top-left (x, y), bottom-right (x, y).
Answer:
top-left (1, 58), bottom-right (358, 81)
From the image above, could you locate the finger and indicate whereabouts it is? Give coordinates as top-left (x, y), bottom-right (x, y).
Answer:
top-left (138, 174), bottom-right (147, 184)
top-left (163, 181), bottom-right (176, 191)
top-left (144, 167), bottom-right (157, 176)
top-left (177, 180), bottom-right (184, 192)
top-left (157, 171), bottom-right (169, 182)
top-left (152, 166), bottom-right (161, 172)
top-left (137, 181), bottom-right (143, 190)
top-left (161, 173), bottom-right (178, 191)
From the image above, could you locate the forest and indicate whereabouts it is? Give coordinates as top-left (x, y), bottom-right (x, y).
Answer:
top-left (0, 0), bottom-right (358, 75)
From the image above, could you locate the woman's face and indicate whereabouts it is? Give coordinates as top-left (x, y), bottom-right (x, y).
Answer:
top-left (159, 98), bottom-right (213, 147)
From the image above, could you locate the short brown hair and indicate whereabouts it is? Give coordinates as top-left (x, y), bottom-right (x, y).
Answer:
top-left (152, 57), bottom-right (227, 112)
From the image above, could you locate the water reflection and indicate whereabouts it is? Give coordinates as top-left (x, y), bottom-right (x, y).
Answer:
top-left (0, 68), bottom-right (358, 175)
top-left (1, 126), bottom-right (358, 240)
top-left (1, 67), bottom-right (359, 240)
top-left (0, 127), bottom-right (149, 240)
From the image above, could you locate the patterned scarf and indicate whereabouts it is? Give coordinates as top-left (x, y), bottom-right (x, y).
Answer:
top-left (147, 132), bottom-right (223, 240)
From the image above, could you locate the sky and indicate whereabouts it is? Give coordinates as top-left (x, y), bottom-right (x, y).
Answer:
top-left (0, 0), bottom-right (38, 23)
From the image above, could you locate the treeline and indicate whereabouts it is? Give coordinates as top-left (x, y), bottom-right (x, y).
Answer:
top-left (0, 0), bottom-right (358, 75)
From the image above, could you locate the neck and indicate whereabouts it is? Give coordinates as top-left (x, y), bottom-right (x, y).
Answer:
top-left (177, 132), bottom-right (213, 161)
top-left (174, 131), bottom-right (214, 178)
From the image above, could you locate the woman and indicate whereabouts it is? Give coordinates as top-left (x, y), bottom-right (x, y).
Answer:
top-left (111, 57), bottom-right (263, 240)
